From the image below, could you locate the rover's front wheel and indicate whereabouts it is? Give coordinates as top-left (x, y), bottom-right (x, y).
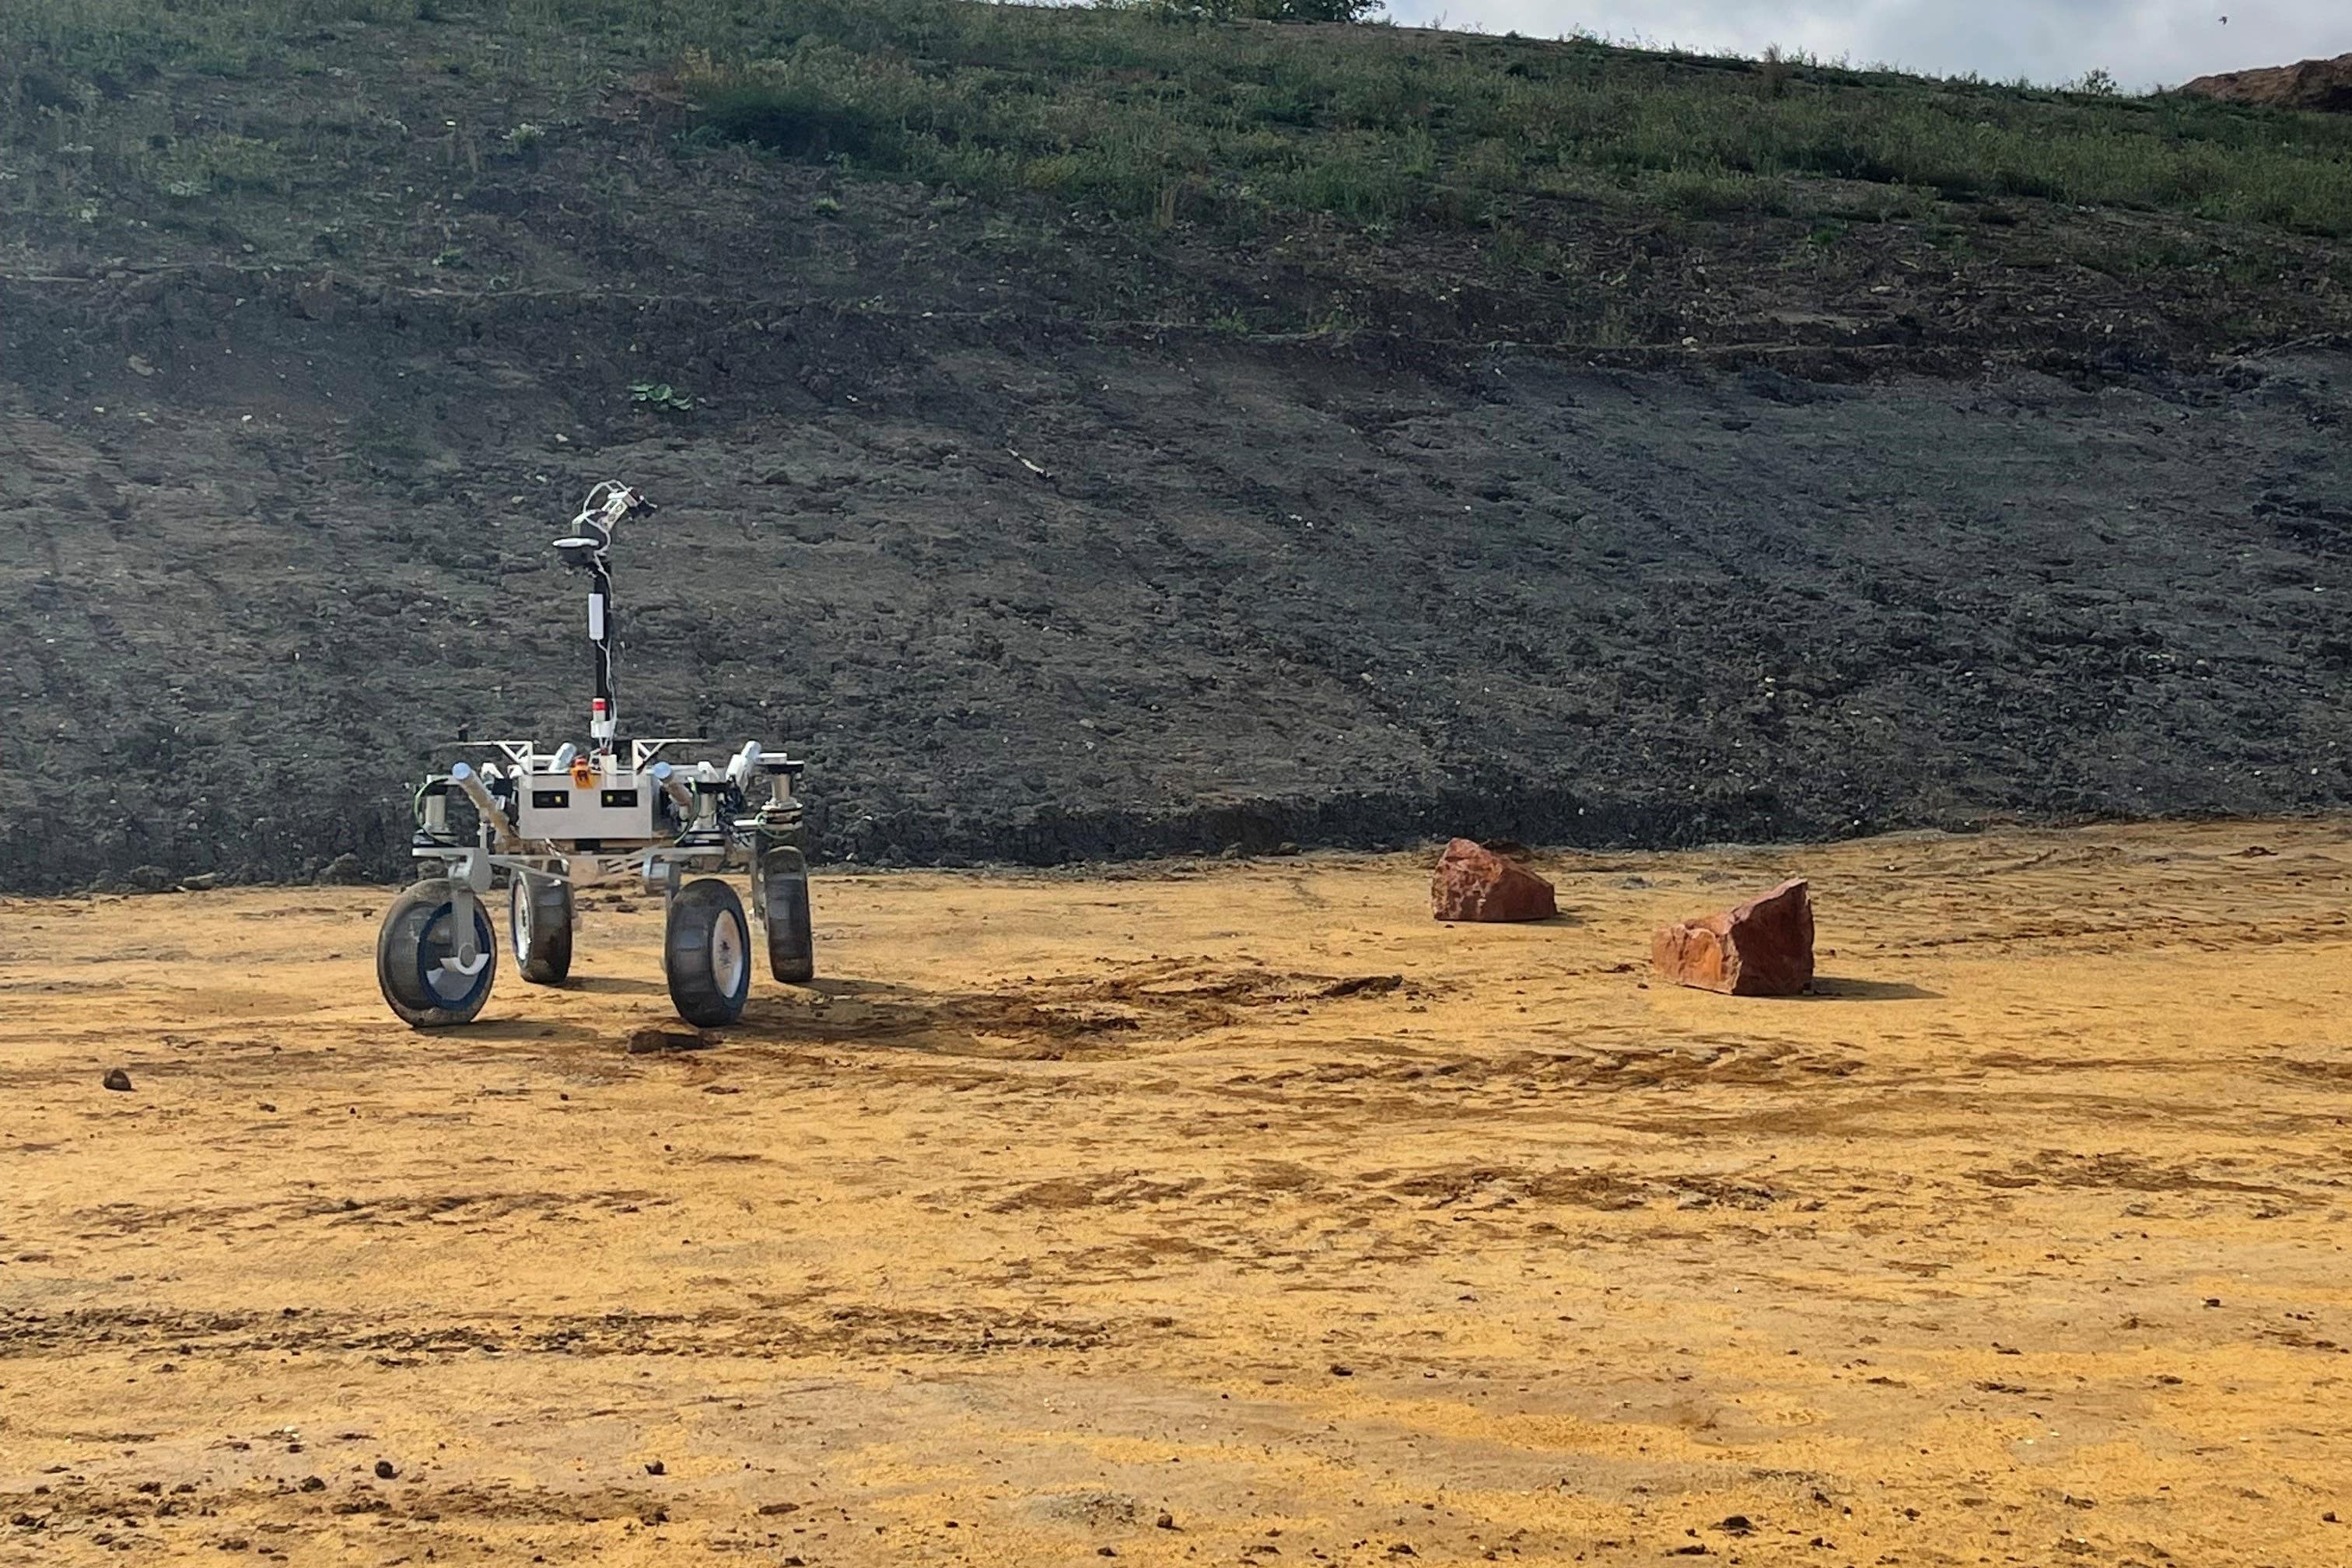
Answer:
top-left (665, 877), bottom-right (751, 1027)
top-left (376, 878), bottom-right (496, 1028)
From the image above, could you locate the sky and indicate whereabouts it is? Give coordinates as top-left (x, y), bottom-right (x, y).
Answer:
top-left (1376, 0), bottom-right (2346, 90)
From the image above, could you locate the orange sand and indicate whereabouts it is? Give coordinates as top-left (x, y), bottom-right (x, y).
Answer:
top-left (2, 820), bottom-right (2348, 1565)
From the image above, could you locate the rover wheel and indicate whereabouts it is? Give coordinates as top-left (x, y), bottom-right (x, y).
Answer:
top-left (377, 877), bottom-right (496, 1028)
top-left (756, 845), bottom-right (814, 985)
top-left (510, 873), bottom-right (574, 985)
top-left (665, 877), bottom-right (751, 1027)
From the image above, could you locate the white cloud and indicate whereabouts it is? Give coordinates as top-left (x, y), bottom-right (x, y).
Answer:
top-left (1379, 0), bottom-right (2347, 89)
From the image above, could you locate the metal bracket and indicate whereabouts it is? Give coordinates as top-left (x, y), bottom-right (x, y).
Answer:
top-left (444, 850), bottom-right (491, 980)
top-left (642, 852), bottom-right (684, 906)
top-left (632, 737), bottom-right (707, 771)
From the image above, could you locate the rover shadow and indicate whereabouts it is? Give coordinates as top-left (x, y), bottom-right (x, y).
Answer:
top-left (563, 975), bottom-right (667, 997)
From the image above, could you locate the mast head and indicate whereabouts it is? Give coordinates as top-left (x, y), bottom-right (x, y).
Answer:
top-left (553, 528), bottom-right (607, 569)
top-left (553, 481), bottom-right (650, 568)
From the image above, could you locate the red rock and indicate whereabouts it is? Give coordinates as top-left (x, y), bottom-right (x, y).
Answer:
top-left (1652, 879), bottom-right (1814, 996)
top-left (2180, 53), bottom-right (2352, 114)
top-left (1430, 838), bottom-right (1556, 922)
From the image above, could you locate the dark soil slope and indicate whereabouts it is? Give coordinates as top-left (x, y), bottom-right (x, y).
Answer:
top-left (2, 2), bottom-right (2349, 889)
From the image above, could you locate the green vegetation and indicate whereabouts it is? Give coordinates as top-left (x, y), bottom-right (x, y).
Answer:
top-left (663, 2), bottom-right (2352, 237)
top-left (5, 0), bottom-right (2350, 240)
top-left (2, 0), bottom-right (2347, 355)
top-left (629, 381), bottom-right (696, 412)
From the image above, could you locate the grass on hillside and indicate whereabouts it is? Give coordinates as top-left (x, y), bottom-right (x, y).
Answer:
top-left (5, 0), bottom-right (2350, 244)
top-left (1, 0), bottom-right (2348, 362)
top-left (674, 0), bottom-right (2352, 240)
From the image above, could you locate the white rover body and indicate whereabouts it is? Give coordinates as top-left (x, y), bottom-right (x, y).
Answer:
top-left (375, 481), bottom-right (814, 1028)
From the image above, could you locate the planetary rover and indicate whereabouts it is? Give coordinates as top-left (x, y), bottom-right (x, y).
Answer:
top-left (375, 480), bottom-right (813, 1029)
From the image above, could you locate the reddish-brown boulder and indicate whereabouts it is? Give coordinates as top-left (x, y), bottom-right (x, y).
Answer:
top-left (1652, 879), bottom-right (1814, 996)
top-left (2180, 53), bottom-right (2352, 114)
top-left (1430, 838), bottom-right (1556, 922)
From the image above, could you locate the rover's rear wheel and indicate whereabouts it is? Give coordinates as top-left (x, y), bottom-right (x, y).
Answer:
top-left (377, 878), bottom-right (496, 1028)
top-left (665, 877), bottom-right (751, 1027)
top-left (756, 845), bottom-right (814, 985)
top-left (510, 873), bottom-right (574, 985)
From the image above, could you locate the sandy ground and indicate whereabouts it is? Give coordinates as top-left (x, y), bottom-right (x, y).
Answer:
top-left (2, 821), bottom-right (2349, 1566)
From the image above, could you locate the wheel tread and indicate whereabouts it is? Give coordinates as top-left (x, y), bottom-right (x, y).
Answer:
top-left (664, 877), bottom-right (751, 1027)
top-left (376, 878), bottom-right (497, 1028)
top-left (512, 875), bottom-right (574, 985)
top-left (758, 847), bottom-right (816, 985)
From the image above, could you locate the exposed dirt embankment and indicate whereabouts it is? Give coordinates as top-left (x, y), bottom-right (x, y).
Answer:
top-left (2, 262), bottom-right (2349, 889)
top-left (2183, 53), bottom-right (2352, 114)
top-left (2, 9), bottom-right (2350, 888)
